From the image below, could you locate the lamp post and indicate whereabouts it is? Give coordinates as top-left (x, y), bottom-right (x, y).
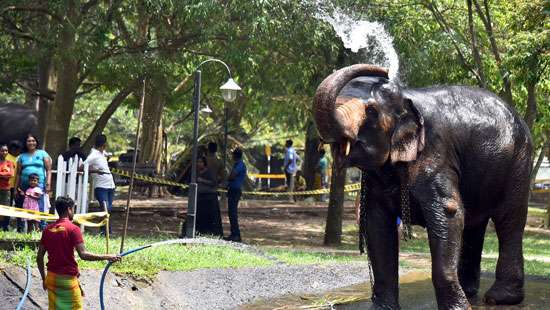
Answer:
top-left (184, 59), bottom-right (241, 238)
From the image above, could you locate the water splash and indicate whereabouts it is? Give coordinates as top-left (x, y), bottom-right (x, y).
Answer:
top-left (315, 4), bottom-right (400, 80)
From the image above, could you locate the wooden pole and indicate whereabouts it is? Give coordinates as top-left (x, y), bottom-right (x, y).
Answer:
top-left (120, 78), bottom-right (146, 253)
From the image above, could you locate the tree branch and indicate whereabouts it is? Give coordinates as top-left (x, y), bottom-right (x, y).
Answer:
top-left (1, 5), bottom-right (63, 23)
top-left (424, 1), bottom-right (482, 84)
top-left (15, 81), bottom-right (55, 101)
top-left (75, 84), bottom-right (102, 98)
top-left (472, 0), bottom-right (513, 104)
top-left (82, 79), bottom-right (140, 151)
top-left (81, 0), bottom-right (100, 15)
top-left (467, 0), bottom-right (486, 88)
top-left (173, 75), bottom-right (192, 94)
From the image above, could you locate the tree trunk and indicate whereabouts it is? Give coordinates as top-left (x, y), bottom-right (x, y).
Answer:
top-left (324, 146), bottom-right (346, 246)
top-left (44, 14), bottom-right (79, 158)
top-left (82, 82), bottom-right (136, 152)
top-left (138, 78), bottom-right (166, 197)
top-left (303, 119), bottom-right (320, 191)
top-left (531, 140), bottom-right (548, 187)
top-left (23, 80), bottom-right (37, 107)
top-left (36, 57), bottom-right (54, 143)
top-left (467, 0), bottom-right (486, 88)
top-left (524, 82), bottom-right (537, 133)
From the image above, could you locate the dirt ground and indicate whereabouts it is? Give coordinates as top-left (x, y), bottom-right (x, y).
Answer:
top-left (97, 196), bottom-right (359, 248)
top-left (99, 195), bottom-right (546, 250)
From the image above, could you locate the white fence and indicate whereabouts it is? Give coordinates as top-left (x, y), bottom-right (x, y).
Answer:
top-left (55, 155), bottom-right (90, 215)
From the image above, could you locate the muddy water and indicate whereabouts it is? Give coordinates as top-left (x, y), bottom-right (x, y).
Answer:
top-left (245, 272), bottom-right (550, 309)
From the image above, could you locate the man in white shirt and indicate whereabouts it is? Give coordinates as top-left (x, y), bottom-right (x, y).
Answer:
top-left (84, 134), bottom-right (115, 234)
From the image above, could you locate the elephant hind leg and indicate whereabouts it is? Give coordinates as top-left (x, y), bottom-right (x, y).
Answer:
top-left (484, 172), bottom-right (528, 305)
top-left (458, 218), bottom-right (489, 298)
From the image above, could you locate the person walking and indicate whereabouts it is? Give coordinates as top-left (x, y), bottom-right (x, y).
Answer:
top-left (15, 134), bottom-right (52, 232)
top-left (37, 197), bottom-right (121, 310)
top-left (0, 144), bottom-right (15, 231)
top-left (283, 139), bottom-right (300, 201)
top-left (84, 134), bottom-right (115, 235)
top-left (224, 148), bottom-right (246, 242)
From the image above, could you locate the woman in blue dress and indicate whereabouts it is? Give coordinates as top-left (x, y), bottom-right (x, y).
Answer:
top-left (15, 134), bottom-right (52, 232)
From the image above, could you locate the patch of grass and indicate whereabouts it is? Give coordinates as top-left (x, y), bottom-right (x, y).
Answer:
top-left (528, 207), bottom-right (547, 219)
top-left (0, 233), bottom-right (274, 278)
top-left (0, 230), bottom-right (42, 241)
top-left (0, 233), bottom-right (372, 278)
top-left (481, 257), bottom-right (550, 278)
top-left (266, 248), bottom-right (365, 265)
top-left (397, 227), bottom-right (550, 258)
top-left (340, 222), bottom-right (550, 276)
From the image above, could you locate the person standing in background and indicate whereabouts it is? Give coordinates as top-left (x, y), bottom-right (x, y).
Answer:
top-left (317, 148), bottom-right (328, 202)
top-left (196, 156), bottom-right (223, 237)
top-left (7, 141), bottom-right (21, 206)
top-left (283, 139), bottom-right (300, 201)
top-left (15, 134), bottom-right (52, 232)
top-left (206, 142), bottom-right (224, 185)
top-left (61, 137), bottom-right (87, 162)
top-left (84, 134), bottom-right (115, 235)
top-left (0, 144), bottom-right (15, 231)
top-left (224, 148), bottom-right (246, 242)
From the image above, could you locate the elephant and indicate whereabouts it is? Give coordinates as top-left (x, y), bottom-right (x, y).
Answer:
top-left (0, 103), bottom-right (39, 145)
top-left (313, 64), bottom-right (532, 309)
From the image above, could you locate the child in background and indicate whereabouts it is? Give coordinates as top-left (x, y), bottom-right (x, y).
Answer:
top-left (0, 144), bottom-right (15, 231)
top-left (20, 173), bottom-right (43, 232)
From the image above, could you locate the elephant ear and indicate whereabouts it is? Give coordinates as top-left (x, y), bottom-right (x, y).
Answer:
top-left (390, 99), bottom-right (425, 163)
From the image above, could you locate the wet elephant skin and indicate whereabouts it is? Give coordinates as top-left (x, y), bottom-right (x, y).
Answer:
top-left (313, 64), bottom-right (533, 310)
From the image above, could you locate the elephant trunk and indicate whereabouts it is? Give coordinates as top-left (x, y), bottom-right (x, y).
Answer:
top-left (313, 64), bottom-right (389, 144)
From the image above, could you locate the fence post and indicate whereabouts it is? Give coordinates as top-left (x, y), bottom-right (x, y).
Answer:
top-left (67, 157), bottom-right (78, 205)
top-left (55, 155), bottom-right (65, 200)
top-left (81, 161), bottom-right (89, 215)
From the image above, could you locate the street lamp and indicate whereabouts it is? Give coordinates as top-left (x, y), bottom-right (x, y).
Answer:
top-left (184, 59), bottom-right (241, 238)
top-left (220, 78), bottom-right (241, 174)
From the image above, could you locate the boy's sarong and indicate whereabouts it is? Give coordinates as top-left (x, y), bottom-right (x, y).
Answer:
top-left (46, 272), bottom-right (83, 310)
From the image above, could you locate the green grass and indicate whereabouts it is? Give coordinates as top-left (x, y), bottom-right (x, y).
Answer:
top-left (0, 232), bottom-right (371, 278)
top-left (398, 228), bottom-right (550, 277)
top-left (266, 248), bottom-right (364, 265)
top-left (0, 233), bottom-right (273, 278)
top-left (340, 220), bottom-right (550, 277)
top-left (481, 257), bottom-right (550, 278)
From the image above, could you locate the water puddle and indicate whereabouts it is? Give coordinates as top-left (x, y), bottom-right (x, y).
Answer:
top-left (243, 272), bottom-right (550, 309)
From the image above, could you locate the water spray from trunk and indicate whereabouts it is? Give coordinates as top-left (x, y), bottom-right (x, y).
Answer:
top-left (314, 1), bottom-right (400, 81)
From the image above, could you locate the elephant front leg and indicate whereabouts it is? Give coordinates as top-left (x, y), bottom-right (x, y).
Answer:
top-left (365, 203), bottom-right (400, 309)
top-left (420, 184), bottom-right (470, 310)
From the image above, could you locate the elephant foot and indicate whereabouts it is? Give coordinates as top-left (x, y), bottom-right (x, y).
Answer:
top-left (370, 295), bottom-right (400, 310)
top-left (484, 282), bottom-right (524, 305)
top-left (369, 302), bottom-right (400, 310)
top-left (459, 279), bottom-right (479, 298)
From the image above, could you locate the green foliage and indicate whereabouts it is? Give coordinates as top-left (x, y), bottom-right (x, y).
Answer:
top-left (0, 0), bottom-right (547, 158)
top-left (69, 92), bottom-right (138, 154)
